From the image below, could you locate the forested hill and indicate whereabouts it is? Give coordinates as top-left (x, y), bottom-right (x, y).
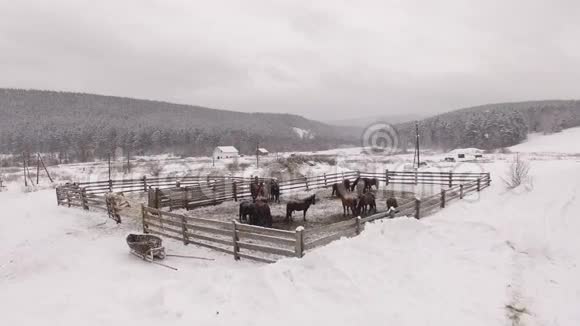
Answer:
top-left (395, 100), bottom-right (580, 151)
top-left (0, 89), bottom-right (358, 161)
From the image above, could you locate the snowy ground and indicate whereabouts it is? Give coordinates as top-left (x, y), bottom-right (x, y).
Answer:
top-left (1, 133), bottom-right (580, 325)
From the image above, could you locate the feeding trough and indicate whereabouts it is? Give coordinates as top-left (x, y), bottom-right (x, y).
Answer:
top-left (126, 233), bottom-right (166, 260)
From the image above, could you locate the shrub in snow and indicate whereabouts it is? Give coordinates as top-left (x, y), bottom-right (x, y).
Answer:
top-left (503, 154), bottom-right (532, 190)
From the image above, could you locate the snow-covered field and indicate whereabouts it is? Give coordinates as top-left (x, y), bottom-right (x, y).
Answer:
top-left (1, 132), bottom-right (580, 325)
top-left (510, 126), bottom-right (580, 154)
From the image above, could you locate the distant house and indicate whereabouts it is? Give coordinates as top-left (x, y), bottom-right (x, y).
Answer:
top-left (213, 146), bottom-right (239, 160)
top-left (257, 148), bottom-right (269, 156)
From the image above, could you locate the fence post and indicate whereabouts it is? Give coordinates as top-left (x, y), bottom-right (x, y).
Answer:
top-left (414, 198), bottom-right (421, 219)
top-left (324, 173), bottom-right (327, 187)
top-left (305, 176), bottom-right (309, 191)
top-left (176, 180), bottom-right (181, 188)
top-left (140, 204), bottom-right (148, 233)
top-left (108, 179), bottom-right (113, 192)
top-left (66, 189), bottom-right (71, 208)
top-left (81, 188), bottom-right (89, 210)
top-left (486, 173), bottom-right (491, 186)
top-left (183, 187), bottom-right (188, 210)
top-left (181, 216), bottom-right (188, 245)
top-left (355, 216), bottom-right (362, 235)
top-left (55, 188), bottom-right (61, 205)
top-left (232, 220), bottom-right (240, 261)
top-left (232, 181), bottom-right (238, 202)
top-left (385, 169), bottom-right (389, 186)
top-left (448, 172), bottom-right (453, 188)
top-left (295, 226), bottom-right (304, 258)
top-left (477, 178), bottom-right (481, 192)
top-left (142, 176), bottom-right (147, 192)
top-left (154, 188), bottom-right (160, 209)
top-left (460, 185), bottom-right (464, 199)
top-left (440, 189), bottom-right (446, 208)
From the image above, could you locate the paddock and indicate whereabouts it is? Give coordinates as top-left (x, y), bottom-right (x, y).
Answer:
top-left (55, 170), bottom-right (492, 262)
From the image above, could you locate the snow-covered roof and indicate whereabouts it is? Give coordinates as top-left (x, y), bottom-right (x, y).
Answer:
top-left (258, 148), bottom-right (269, 153)
top-left (215, 146), bottom-right (239, 153)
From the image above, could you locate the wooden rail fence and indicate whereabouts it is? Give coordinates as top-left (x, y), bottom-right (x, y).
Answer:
top-left (139, 173), bottom-right (491, 262)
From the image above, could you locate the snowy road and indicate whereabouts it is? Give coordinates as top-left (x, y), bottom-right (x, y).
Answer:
top-left (1, 160), bottom-right (579, 325)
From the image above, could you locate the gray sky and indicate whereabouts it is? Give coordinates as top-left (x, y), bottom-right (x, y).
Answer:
top-left (1, 0), bottom-right (579, 121)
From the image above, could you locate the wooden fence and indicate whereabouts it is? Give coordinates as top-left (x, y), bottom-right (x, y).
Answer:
top-left (139, 173), bottom-right (490, 263)
top-left (142, 206), bottom-right (300, 263)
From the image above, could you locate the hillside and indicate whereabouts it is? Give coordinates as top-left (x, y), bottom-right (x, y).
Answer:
top-left (0, 89), bottom-right (358, 161)
top-left (395, 100), bottom-right (580, 151)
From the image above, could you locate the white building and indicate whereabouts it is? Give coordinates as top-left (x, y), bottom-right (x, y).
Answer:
top-left (213, 146), bottom-right (239, 160)
top-left (257, 148), bottom-right (269, 156)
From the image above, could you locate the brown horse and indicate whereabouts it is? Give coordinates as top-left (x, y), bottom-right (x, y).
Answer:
top-left (332, 179), bottom-right (351, 197)
top-left (269, 180), bottom-right (280, 203)
top-left (250, 180), bottom-right (265, 202)
top-left (338, 191), bottom-right (358, 216)
top-left (286, 194), bottom-right (316, 221)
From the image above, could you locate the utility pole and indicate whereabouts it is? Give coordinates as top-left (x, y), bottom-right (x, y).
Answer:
top-left (36, 154), bottom-right (40, 184)
top-left (413, 121), bottom-right (421, 169)
top-left (23, 153), bottom-right (27, 187)
top-left (126, 150), bottom-right (130, 174)
top-left (108, 154), bottom-right (112, 181)
top-left (256, 142), bottom-right (259, 169)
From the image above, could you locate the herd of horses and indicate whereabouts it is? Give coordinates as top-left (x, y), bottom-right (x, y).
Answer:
top-left (238, 176), bottom-right (396, 228)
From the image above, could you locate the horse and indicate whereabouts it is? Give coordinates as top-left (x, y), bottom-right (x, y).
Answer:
top-left (286, 194), bottom-right (316, 221)
top-left (350, 177), bottom-right (361, 192)
top-left (238, 200), bottom-right (255, 223)
top-left (343, 179), bottom-right (351, 192)
top-left (386, 197), bottom-right (399, 209)
top-left (386, 197), bottom-right (399, 218)
top-left (269, 180), bottom-right (280, 203)
top-left (362, 178), bottom-right (379, 192)
top-left (338, 191), bottom-right (358, 216)
top-left (253, 198), bottom-right (272, 227)
top-left (250, 179), bottom-right (265, 202)
top-left (332, 179), bottom-right (351, 196)
top-left (357, 192), bottom-right (376, 215)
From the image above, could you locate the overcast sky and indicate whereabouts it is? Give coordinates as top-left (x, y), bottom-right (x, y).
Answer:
top-left (0, 0), bottom-right (578, 121)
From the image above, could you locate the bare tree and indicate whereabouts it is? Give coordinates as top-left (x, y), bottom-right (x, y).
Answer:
top-left (503, 154), bottom-right (531, 189)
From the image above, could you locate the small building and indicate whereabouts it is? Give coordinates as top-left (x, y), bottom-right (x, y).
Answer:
top-left (257, 148), bottom-right (269, 156)
top-left (213, 146), bottom-right (239, 160)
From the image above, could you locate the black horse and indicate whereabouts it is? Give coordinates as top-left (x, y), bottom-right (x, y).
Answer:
top-left (270, 180), bottom-right (280, 203)
top-left (253, 198), bottom-right (272, 227)
top-left (362, 178), bottom-right (379, 192)
top-left (357, 192), bottom-right (376, 215)
top-left (286, 194), bottom-right (316, 221)
top-left (350, 177), bottom-right (361, 192)
top-left (386, 197), bottom-right (399, 218)
top-left (239, 200), bottom-right (255, 224)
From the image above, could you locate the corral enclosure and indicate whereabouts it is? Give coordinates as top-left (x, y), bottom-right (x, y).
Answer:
top-left (56, 169), bottom-right (491, 262)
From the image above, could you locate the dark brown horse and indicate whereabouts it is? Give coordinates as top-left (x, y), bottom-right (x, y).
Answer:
top-left (286, 194), bottom-right (316, 221)
top-left (357, 192), bottom-right (376, 215)
top-left (253, 198), bottom-right (272, 227)
top-left (250, 180), bottom-right (265, 202)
